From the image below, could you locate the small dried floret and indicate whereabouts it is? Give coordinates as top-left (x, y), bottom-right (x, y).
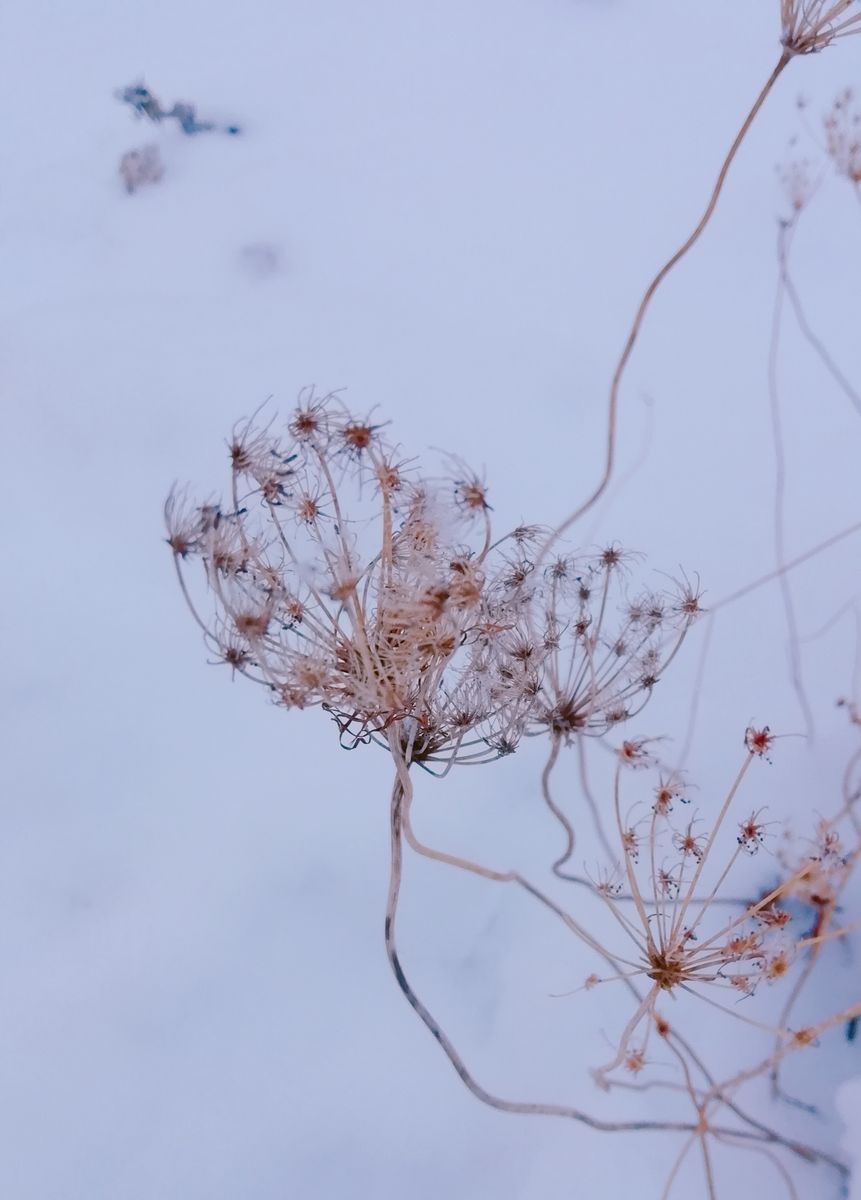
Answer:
top-left (490, 735), bottom-right (517, 757)
top-left (294, 492), bottom-right (325, 524)
top-left (373, 453), bottom-right (410, 496)
top-left (547, 556), bottom-right (570, 581)
top-left (756, 904), bottom-right (791, 928)
top-left (507, 636), bottom-right (535, 664)
top-left (258, 474), bottom-right (290, 505)
top-left (621, 826), bottom-right (640, 862)
top-left (745, 725), bottom-right (775, 759)
top-left (738, 810), bottom-right (770, 854)
top-left (598, 543), bottom-right (630, 572)
top-left (509, 524), bottom-right (544, 546)
top-left (619, 738), bottom-right (655, 768)
top-left (289, 391), bottom-right (330, 441)
top-left (764, 948), bottom-right (794, 981)
top-left (673, 820), bottom-right (705, 861)
top-left (655, 867), bottom-right (679, 899)
top-left (218, 642), bottom-right (250, 674)
top-left (341, 421), bottom-right (376, 454)
top-left (728, 973), bottom-right (757, 997)
top-left (653, 774), bottom-right (685, 816)
top-left (623, 1049), bottom-right (646, 1075)
top-left (500, 556), bottom-right (533, 592)
top-left (454, 471), bottom-right (491, 513)
top-left (792, 1027), bottom-right (817, 1047)
top-left (164, 489), bottom-right (206, 558)
top-left (722, 932), bottom-right (762, 961)
top-left (592, 867), bottom-right (623, 897)
top-left (672, 574), bottom-right (705, 621)
top-left (208, 522), bottom-right (248, 577)
top-left (233, 608), bottom-right (271, 639)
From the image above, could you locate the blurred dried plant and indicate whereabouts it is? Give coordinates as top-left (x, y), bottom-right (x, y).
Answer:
top-left (119, 144), bottom-right (164, 195)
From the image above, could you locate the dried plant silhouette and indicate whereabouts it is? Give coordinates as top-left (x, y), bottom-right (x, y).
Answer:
top-left (167, 4), bottom-right (861, 1197)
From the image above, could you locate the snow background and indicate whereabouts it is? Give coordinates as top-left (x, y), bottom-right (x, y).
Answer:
top-left (3, 1), bottom-right (860, 1196)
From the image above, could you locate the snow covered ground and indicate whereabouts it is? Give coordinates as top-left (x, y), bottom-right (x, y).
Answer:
top-left (3, 2), bottom-right (861, 1197)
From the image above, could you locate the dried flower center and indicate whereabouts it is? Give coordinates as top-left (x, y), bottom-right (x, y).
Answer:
top-left (646, 951), bottom-right (686, 991)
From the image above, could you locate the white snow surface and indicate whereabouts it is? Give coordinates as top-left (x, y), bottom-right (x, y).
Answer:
top-left (3, 2), bottom-right (861, 1197)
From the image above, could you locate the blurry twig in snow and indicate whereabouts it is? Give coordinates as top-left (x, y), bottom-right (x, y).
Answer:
top-left (800, 600), bottom-right (861, 702)
top-left (119, 144), bottom-right (164, 195)
top-left (116, 82), bottom-right (241, 136)
top-left (711, 518), bottom-right (861, 613)
top-left (769, 217), bottom-right (816, 739)
top-left (781, 231), bottom-right (861, 418)
top-left (674, 611), bottom-right (716, 773)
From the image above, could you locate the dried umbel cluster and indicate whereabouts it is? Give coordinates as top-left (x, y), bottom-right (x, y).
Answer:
top-left (584, 732), bottom-right (802, 1087)
top-left (825, 87), bottom-right (861, 182)
top-left (555, 727), bottom-right (861, 1197)
top-left (167, 395), bottom-right (703, 773)
top-left (527, 550), bottom-right (700, 743)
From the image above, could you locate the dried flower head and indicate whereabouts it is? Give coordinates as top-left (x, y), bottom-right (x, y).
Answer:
top-left (777, 156), bottom-right (818, 213)
top-left (527, 554), bottom-right (701, 744)
top-left (168, 393), bottom-right (545, 769)
top-left (583, 733), bottom-right (807, 1088)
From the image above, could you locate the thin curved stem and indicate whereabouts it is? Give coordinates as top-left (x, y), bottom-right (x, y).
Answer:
top-left (712, 518), bottom-right (861, 613)
top-left (547, 52), bottom-right (791, 550)
top-left (770, 220), bottom-right (816, 739)
top-left (541, 737), bottom-right (578, 877)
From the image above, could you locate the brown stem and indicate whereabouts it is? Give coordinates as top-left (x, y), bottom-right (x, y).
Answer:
top-left (541, 737), bottom-right (578, 877)
top-left (770, 220), bottom-right (816, 740)
top-left (549, 52), bottom-right (791, 548)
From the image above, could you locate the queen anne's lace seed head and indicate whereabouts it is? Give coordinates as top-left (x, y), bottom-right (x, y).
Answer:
top-left (168, 394), bottom-right (548, 769)
top-left (584, 731), bottom-right (819, 1089)
top-left (169, 395), bottom-right (701, 774)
